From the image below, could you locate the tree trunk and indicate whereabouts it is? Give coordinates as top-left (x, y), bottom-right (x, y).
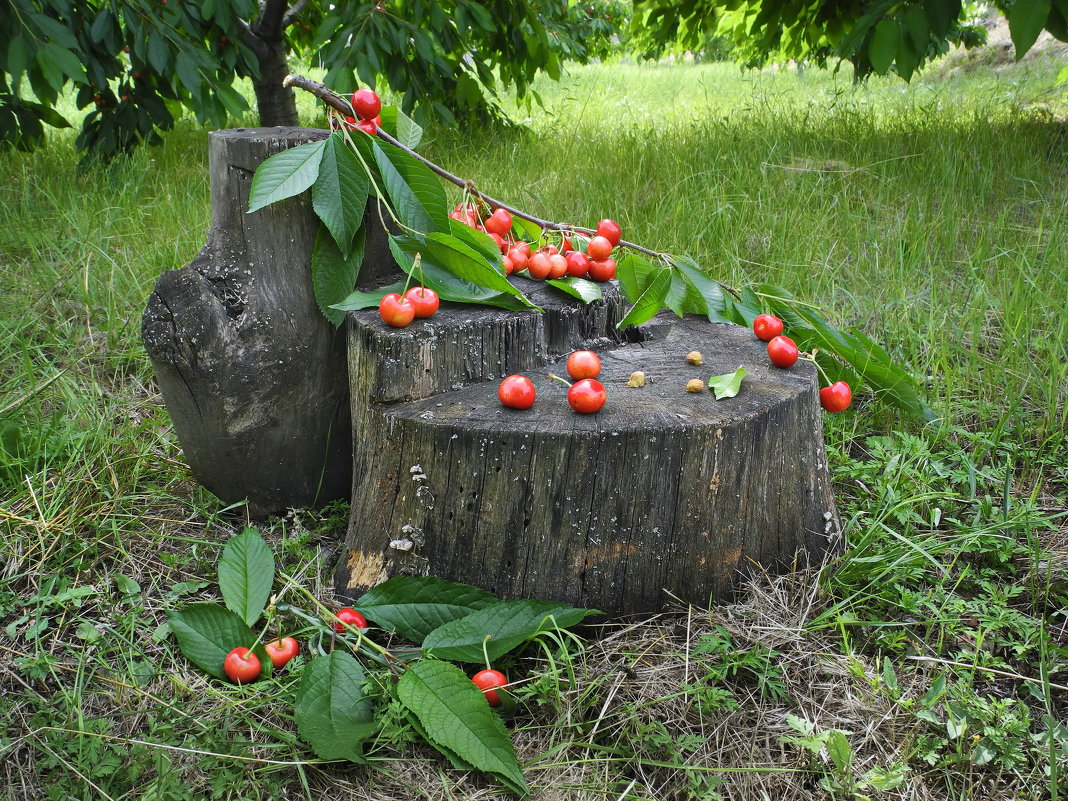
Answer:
top-left (337, 299), bottom-right (842, 617)
top-left (142, 127), bottom-right (348, 517)
top-left (252, 37), bottom-right (298, 127)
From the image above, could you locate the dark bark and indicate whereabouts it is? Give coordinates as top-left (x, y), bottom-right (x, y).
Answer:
top-left (337, 301), bottom-right (841, 617)
top-left (141, 127), bottom-right (350, 517)
top-left (238, 6), bottom-right (299, 127)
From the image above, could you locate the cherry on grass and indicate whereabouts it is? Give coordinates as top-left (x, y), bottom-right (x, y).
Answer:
top-left (472, 669), bottom-right (508, 706)
top-left (223, 647), bottom-right (261, 684)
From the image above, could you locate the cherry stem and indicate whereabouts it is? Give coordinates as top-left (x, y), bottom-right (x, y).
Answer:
top-left (547, 373), bottom-right (573, 388)
top-left (401, 253), bottom-right (420, 295)
top-left (282, 73), bottom-right (739, 296)
top-left (482, 635), bottom-right (492, 672)
top-left (800, 349), bottom-right (833, 386)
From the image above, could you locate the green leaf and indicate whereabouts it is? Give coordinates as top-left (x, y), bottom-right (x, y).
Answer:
top-left (672, 257), bottom-right (733, 323)
top-left (545, 277), bottom-right (603, 304)
top-left (617, 268), bottom-right (671, 329)
top-left (510, 216), bottom-right (542, 243)
top-left (826, 730), bottom-right (853, 773)
top-left (330, 281), bottom-right (405, 311)
top-left (312, 133), bottom-right (369, 256)
top-left (379, 106), bottom-right (423, 149)
top-left (295, 652), bottom-right (376, 762)
top-left (218, 528), bottom-right (275, 627)
top-left (37, 45), bottom-right (85, 86)
top-left (447, 219), bottom-right (504, 265)
top-left (614, 252), bottom-right (660, 303)
top-left (1008, 0), bottom-right (1052, 57)
top-left (869, 20), bottom-right (900, 74)
top-left (167, 603), bottom-right (269, 680)
top-left (397, 660), bottom-right (529, 797)
top-left (388, 237), bottom-right (531, 311)
top-left (399, 233), bottom-right (537, 307)
top-left (29, 13), bottom-right (79, 49)
top-left (373, 140), bottom-right (449, 234)
top-left (147, 31), bottom-right (170, 74)
top-left (311, 225), bottom-right (365, 327)
top-left (707, 367), bottom-right (747, 400)
top-left (902, 5), bottom-right (930, 53)
top-left (925, 0), bottom-right (961, 37)
top-left (356, 576), bottom-right (498, 643)
top-left (247, 138), bottom-right (327, 214)
top-left (422, 599), bottom-right (593, 662)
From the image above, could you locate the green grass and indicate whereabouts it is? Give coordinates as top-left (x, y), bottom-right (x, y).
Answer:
top-left (2, 49), bottom-right (1067, 800)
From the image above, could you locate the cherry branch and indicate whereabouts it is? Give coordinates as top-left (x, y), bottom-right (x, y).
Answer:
top-left (283, 73), bottom-right (670, 260)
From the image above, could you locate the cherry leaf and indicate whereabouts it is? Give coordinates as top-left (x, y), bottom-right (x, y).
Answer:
top-left (421, 599), bottom-right (595, 662)
top-left (167, 603), bottom-right (270, 680)
top-left (217, 528), bottom-right (274, 627)
top-left (295, 652), bottom-right (375, 762)
top-left (397, 660), bottom-right (530, 798)
top-left (707, 367), bottom-right (747, 400)
top-left (355, 575), bottom-right (497, 643)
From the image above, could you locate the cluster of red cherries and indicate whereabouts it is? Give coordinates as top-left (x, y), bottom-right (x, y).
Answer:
top-left (498, 350), bottom-right (606, 414)
top-left (452, 202), bottom-right (623, 283)
top-left (752, 313), bottom-right (852, 413)
top-left (340, 88), bottom-right (383, 136)
top-left (221, 608), bottom-right (509, 707)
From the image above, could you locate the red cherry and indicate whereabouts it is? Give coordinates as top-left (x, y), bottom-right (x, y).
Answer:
top-left (586, 235), bottom-right (613, 261)
top-left (515, 242), bottom-right (531, 258)
top-left (545, 244), bottom-right (560, 257)
top-left (587, 257), bottom-right (616, 282)
top-left (767, 335), bottom-right (799, 368)
top-left (502, 254), bottom-right (515, 274)
top-left (351, 88), bottom-right (382, 120)
top-left (487, 231), bottom-right (506, 253)
top-left (498, 375), bottom-right (536, 409)
top-left (334, 607), bottom-right (368, 632)
top-left (564, 251), bottom-right (590, 277)
top-left (355, 118), bottom-right (377, 136)
top-left (753, 313), bottom-right (784, 342)
top-left (471, 669), bottom-right (508, 706)
top-left (568, 378), bottom-right (607, 413)
top-left (596, 219), bottom-right (622, 246)
top-left (223, 647), bottom-right (261, 684)
top-left (378, 293), bottom-right (415, 327)
top-left (548, 253), bottom-right (568, 279)
top-left (404, 287), bottom-right (439, 318)
top-left (527, 251), bottom-right (552, 279)
top-left (567, 350), bottom-right (601, 380)
top-left (484, 208), bottom-right (512, 237)
top-left (264, 637), bottom-right (299, 669)
top-left (819, 381), bottom-right (853, 413)
top-left (507, 246), bottom-right (528, 272)
top-left (560, 236), bottom-right (574, 253)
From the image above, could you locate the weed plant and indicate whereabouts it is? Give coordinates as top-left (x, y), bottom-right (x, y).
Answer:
top-left (1, 50), bottom-right (1066, 800)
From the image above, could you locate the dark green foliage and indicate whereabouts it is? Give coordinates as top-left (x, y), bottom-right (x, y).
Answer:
top-left (632, 0), bottom-right (1068, 80)
top-left (0, 0), bottom-right (628, 162)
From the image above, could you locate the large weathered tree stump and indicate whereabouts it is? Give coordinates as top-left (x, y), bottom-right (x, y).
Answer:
top-left (142, 127), bottom-right (391, 516)
top-left (338, 291), bottom-right (841, 617)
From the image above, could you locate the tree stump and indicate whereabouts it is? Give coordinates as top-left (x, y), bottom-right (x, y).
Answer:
top-left (338, 294), bottom-right (841, 617)
top-left (141, 127), bottom-right (393, 516)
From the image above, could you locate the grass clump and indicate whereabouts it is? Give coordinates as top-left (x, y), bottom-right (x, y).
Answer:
top-left (2, 45), bottom-right (1067, 801)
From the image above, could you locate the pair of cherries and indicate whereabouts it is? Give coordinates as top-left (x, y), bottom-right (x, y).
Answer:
top-left (499, 350), bottom-right (606, 414)
top-left (752, 313), bottom-right (852, 413)
top-left (378, 286), bottom-right (440, 327)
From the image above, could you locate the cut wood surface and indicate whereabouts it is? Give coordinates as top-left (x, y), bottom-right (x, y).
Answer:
top-left (339, 309), bottom-right (841, 617)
